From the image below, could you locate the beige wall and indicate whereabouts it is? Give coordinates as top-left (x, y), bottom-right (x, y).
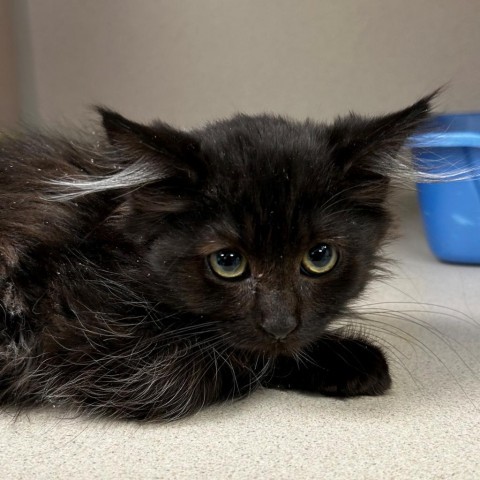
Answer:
top-left (0, 0), bottom-right (19, 127)
top-left (17, 0), bottom-right (480, 128)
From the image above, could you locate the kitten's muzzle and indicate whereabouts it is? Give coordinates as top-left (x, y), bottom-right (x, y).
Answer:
top-left (260, 315), bottom-right (297, 340)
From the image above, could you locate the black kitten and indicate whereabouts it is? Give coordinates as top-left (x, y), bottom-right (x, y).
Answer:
top-left (0, 94), bottom-right (433, 420)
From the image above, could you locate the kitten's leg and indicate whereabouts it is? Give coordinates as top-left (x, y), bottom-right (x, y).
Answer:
top-left (263, 334), bottom-right (391, 396)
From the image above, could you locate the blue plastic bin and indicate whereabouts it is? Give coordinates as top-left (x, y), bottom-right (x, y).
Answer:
top-left (411, 113), bottom-right (480, 264)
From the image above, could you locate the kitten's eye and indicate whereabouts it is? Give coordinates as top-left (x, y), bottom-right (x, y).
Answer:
top-left (208, 250), bottom-right (248, 280)
top-left (301, 244), bottom-right (338, 276)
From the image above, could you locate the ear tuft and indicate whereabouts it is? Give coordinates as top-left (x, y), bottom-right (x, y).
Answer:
top-left (94, 106), bottom-right (205, 181)
top-left (96, 106), bottom-right (200, 156)
top-left (328, 89), bottom-right (441, 176)
top-left (96, 107), bottom-right (146, 144)
top-left (325, 89), bottom-right (441, 203)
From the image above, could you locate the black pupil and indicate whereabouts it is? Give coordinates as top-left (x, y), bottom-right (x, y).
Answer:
top-left (309, 244), bottom-right (332, 267)
top-left (216, 251), bottom-right (242, 272)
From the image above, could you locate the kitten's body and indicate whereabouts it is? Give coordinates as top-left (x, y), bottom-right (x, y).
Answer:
top-left (0, 97), bottom-right (433, 420)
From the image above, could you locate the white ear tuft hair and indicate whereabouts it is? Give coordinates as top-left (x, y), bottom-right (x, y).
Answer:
top-left (45, 162), bottom-right (167, 201)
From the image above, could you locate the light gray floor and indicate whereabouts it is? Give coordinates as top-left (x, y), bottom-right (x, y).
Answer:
top-left (1, 195), bottom-right (479, 480)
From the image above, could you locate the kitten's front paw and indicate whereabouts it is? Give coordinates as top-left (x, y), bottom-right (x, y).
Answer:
top-left (318, 340), bottom-right (391, 397)
top-left (265, 338), bottom-right (392, 396)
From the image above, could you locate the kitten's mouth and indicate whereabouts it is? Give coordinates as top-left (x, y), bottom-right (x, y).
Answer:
top-left (232, 335), bottom-right (303, 358)
top-left (268, 341), bottom-right (297, 356)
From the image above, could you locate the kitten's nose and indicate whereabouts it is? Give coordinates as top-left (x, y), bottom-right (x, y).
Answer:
top-left (261, 316), bottom-right (297, 340)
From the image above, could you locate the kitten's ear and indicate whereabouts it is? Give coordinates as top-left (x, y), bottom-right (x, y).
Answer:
top-left (328, 91), bottom-right (437, 182)
top-left (97, 107), bottom-right (205, 181)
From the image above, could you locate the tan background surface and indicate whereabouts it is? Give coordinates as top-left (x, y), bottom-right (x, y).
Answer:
top-left (11, 0), bottom-right (480, 128)
top-left (0, 0), bottom-right (18, 126)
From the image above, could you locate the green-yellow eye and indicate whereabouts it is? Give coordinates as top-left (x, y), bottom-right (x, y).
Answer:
top-left (208, 250), bottom-right (248, 279)
top-left (301, 244), bottom-right (338, 276)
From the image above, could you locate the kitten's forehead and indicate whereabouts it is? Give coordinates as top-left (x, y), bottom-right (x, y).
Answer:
top-left (202, 114), bottom-right (327, 163)
top-left (198, 196), bottom-right (348, 268)
top-left (202, 114), bottom-right (332, 196)
top-left (198, 115), bottom-right (343, 255)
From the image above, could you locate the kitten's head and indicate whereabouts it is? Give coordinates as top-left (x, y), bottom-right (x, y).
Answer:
top-left (96, 95), bottom-right (433, 356)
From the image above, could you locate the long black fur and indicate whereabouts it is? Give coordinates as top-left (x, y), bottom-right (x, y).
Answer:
top-left (0, 94), bottom-right (434, 420)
